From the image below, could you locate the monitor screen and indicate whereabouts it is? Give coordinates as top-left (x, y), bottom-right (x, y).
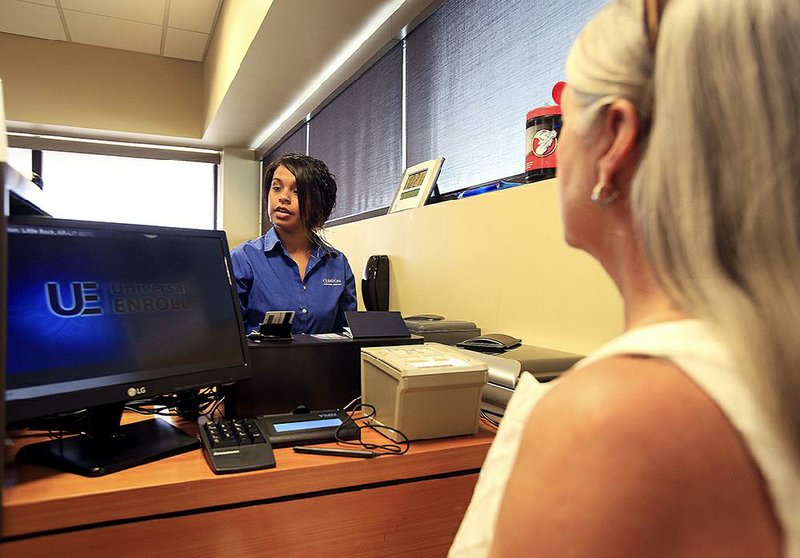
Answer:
top-left (5, 215), bottom-right (251, 475)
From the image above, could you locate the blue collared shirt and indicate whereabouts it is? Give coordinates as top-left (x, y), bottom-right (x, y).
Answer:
top-left (230, 228), bottom-right (357, 334)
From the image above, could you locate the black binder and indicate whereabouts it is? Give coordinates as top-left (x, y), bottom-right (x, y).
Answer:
top-left (345, 311), bottom-right (410, 339)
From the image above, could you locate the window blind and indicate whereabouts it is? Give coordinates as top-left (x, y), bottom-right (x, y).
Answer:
top-left (406, 0), bottom-right (606, 194)
top-left (263, 124), bottom-right (308, 166)
top-left (308, 43), bottom-right (403, 221)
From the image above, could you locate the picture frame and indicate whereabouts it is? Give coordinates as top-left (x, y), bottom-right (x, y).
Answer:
top-left (388, 157), bottom-right (445, 214)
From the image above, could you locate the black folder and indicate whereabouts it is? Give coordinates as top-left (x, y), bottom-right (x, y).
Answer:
top-left (345, 311), bottom-right (411, 339)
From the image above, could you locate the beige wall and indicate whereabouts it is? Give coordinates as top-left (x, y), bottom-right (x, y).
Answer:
top-left (203, 0), bottom-right (273, 131)
top-left (325, 179), bottom-right (624, 356)
top-left (0, 0), bottom-right (275, 143)
top-left (0, 33), bottom-right (203, 139)
top-left (220, 148), bottom-right (261, 249)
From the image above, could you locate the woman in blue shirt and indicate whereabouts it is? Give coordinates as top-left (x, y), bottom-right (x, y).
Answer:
top-left (230, 154), bottom-right (357, 335)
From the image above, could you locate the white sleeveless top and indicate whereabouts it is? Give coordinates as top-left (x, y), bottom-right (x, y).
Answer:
top-left (449, 320), bottom-right (800, 558)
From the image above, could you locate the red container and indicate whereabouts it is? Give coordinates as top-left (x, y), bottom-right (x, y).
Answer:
top-left (525, 82), bottom-right (565, 183)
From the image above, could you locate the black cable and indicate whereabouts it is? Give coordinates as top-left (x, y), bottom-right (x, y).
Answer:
top-left (124, 387), bottom-right (224, 419)
top-left (481, 407), bottom-right (504, 418)
top-left (7, 432), bottom-right (56, 439)
top-left (8, 409), bottom-right (89, 439)
top-left (206, 395), bottom-right (226, 420)
top-left (342, 395), bottom-right (362, 412)
top-left (480, 411), bottom-right (500, 429)
top-left (11, 389), bottom-right (225, 442)
top-left (334, 403), bottom-right (410, 456)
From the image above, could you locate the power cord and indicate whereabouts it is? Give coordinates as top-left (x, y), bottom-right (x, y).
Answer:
top-left (480, 409), bottom-right (501, 429)
top-left (334, 401), bottom-right (410, 456)
top-left (125, 387), bottom-right (224, 419)
top-left (7, 409), bottom-right (88, 439)
top-left (9, 389), bottom-right (225, 440)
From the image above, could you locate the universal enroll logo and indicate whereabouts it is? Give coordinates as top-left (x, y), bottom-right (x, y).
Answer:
top-left (46, 282), bottom-right (102, 317)
top-left (45, 281), bottom-right (192, 317)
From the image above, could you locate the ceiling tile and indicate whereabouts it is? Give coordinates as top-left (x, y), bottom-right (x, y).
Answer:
top-left (0, 0), bottom-right (66, 40)
top-left (164, 27), bottom-right (208, 62)
top-left (65, 10), bottom-right (162, 55)
top-left (22, 0), bottom-right (57, 6)
top-left (61, 0), bottom-right (166, 25)
top-left (168, 0), bottom-right (220, 33)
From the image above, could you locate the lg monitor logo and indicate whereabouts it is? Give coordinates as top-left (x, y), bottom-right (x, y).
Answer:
top-left (46, 281), bottom-right (103, 317)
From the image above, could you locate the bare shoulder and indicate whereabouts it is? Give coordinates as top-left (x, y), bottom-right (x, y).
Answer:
top-left (490, 356), bottom-right (781, 557)
top-left (530, 355), bottom-right (714, 448)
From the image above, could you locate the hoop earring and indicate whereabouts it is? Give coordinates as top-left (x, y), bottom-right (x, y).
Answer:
top-left (590, 180), bottom-right (620, 208)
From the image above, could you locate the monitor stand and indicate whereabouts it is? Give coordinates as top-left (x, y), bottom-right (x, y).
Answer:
top-left (16, 403), bottom-right (200, 477)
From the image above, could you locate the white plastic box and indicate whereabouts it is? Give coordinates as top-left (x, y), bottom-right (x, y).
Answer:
top-left (361, 343), bottom-right (488, 442)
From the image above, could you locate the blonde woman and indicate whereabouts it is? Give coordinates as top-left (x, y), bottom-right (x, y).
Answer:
top-left (450, 0), bottom-right (800, 555)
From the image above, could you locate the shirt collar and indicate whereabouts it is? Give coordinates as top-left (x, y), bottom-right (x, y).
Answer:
top-left (261, 227), bottom-right (338, 258)
top-left (261, 227), bottom-right (282, 253)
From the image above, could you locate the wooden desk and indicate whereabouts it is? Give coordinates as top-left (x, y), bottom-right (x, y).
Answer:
top-left (2, 417), bottom-right (494, 557)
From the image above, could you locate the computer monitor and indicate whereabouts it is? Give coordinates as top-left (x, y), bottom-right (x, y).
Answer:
top-left (5, 215), bottom-right (251, 476)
